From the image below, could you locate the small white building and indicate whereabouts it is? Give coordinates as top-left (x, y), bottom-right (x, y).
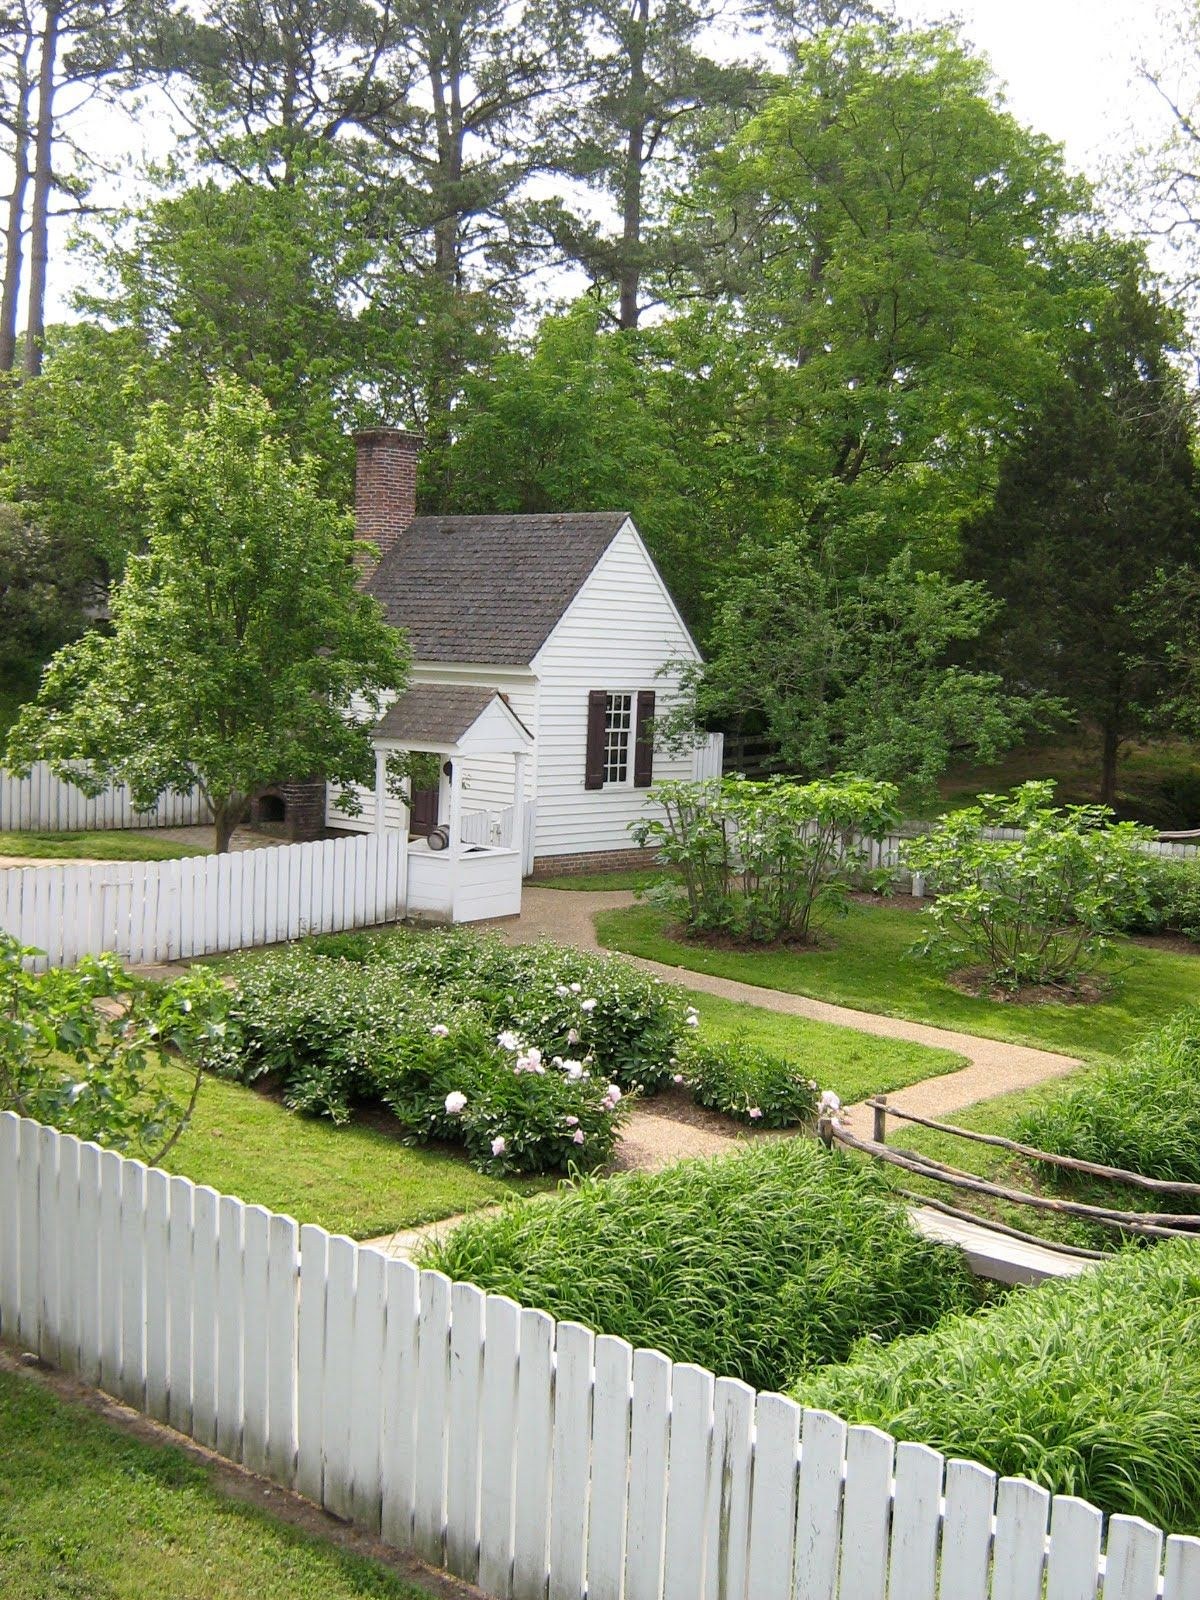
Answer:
top-left (327, 429), bottom-right (721, 909)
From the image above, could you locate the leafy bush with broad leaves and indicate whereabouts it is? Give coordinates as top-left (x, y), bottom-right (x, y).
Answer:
top-left (797, 1239), bottom-right (1200, 1532)
top-left (421, 1139), bottom-right (981, 1390)
top-left (1120, 856), bottom-right (1200, 944)
top-left (1013, 1008), bottom-right (1200, 1187)
top-left (211, 936), bottom-right (650, 1174)
top-left (677, 1036), bottom-right (819, 1128)
top-left (0, 932), bottom-right (228, 1161)
top-left (902, 782), bottom-right (1156, 991)
top-left (630, 774), bottom-right (899, 944)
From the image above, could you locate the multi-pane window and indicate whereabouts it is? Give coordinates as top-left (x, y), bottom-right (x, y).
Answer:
top-left (603, 692), bottom-right (633, 784)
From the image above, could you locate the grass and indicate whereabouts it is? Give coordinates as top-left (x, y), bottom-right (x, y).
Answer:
top-left (596, 898), bottom-right (1200, 1063)
top-left (535, 867), bottom-right (682, 892)
top-left (159, 1065), bottom-right (548, 1239)
top-left (0, 1364), bottom-right (440, 1599)
top-left (0, 828), bottom-right (209, 861)
top-left (688, 989), bottom-right (965, 1103)
top-left (421, 1139), bottom-right (982, 1391)
top-left (797, 1239), bottom-right (1200, 1533)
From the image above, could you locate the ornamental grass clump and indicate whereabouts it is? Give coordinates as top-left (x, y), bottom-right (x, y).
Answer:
top-left (420, 1139), bottom-right (979, 1389)
top-left (1013, 1007), bottom-right (1200, 1188)
top-left (797, 1239), bottom-right (1200, 1532)
top-left (677, 1036), bottom-right (818, 1127)
top-left (903, 780), bottom-right (1155, 992)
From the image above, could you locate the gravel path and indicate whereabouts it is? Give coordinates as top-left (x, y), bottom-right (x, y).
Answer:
top-left (500, 887), bottom-right (1084, 1140)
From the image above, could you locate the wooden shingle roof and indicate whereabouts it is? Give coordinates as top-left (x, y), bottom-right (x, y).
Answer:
top-left (364, 511), bottom-right (629, 665)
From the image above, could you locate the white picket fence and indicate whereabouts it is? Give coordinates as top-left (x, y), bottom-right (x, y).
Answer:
top-left (2, 1111), bottom-right (1198, 1600)
top-left (0, 833), bottom-right (407, 970)
top-left (0, 761), bottom-right (211, 832)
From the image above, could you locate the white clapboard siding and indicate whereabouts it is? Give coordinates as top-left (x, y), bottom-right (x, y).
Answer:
top-left (3, 1110), bottom-right (1199, 1600)
top-left (0, 832), bottom-right (407, 970)
top-left (0, 762), bottom-right (211, 832)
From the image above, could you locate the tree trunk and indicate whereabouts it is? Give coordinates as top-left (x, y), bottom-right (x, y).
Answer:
top-left (22, 0), bottom-right (59, 379)
top-left (617, 0), bottom-right (649, 330)
top-left (213, 797), bottom-right (245, 854)
top-left (1099, 719), bottom-right (1121, 808)
top-left (0, 16), bottom-right (35, 373)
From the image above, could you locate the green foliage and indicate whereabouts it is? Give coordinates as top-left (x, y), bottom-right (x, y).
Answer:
top-left (632, 774), bottom-right (899, 943)
top-left (676, 1035), bottom-right (818, 1127)
top-left (904, 782), bottom-right (1157, 990)
top-left (3, 378), bottom-right (410, 851)
top-left (797, 1239), bottom-right (1200, 1532)
top-left (421, 1139), bottom-right (980, 1389)
top-left (0, 829), bottom-right (208, 862)
top-left (0, 934), bottom-right (228, 1161)
top-left (1124, 857), bottom-right (1200, 943)
top-left (693, 547), bottom-right (1053, 803)
top-left (0, 505), bottom-right (88, 678)
top-left (1013, 1008), bottom-right (1200, 1186)
top-left (210, 930), bottom-right (690, 1175)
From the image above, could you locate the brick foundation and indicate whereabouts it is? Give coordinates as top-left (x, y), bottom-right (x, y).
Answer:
top-left (529, 846), bottom-right (662, 879)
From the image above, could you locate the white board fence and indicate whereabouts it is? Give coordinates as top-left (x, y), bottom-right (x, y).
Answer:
top-left (0, 833), bottom-right (407, 970)
top-left (2, 1110), bottom-right (1198, 1600)
top-left (0, 761), bottom-right (212, 832)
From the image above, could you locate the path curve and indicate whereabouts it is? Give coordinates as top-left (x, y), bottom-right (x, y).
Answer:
top-left (501, 887), bottom-right (1083, 1138)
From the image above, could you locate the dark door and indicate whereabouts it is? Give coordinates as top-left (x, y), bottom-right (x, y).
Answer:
top-left (410, 785), bottom-right (440, 836)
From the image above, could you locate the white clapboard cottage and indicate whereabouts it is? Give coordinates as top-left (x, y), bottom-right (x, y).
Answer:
top-left (319, 428), bottom-right (720, 919)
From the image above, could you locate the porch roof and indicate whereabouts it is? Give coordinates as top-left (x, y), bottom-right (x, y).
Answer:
top-left (372, 684), bottom-right (533, 752)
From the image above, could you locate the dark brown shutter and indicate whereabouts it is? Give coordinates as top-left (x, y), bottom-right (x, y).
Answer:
top-left (585, 690), bottom-right (607, 789)
top-left (634, 689), bottom-right (656, 788)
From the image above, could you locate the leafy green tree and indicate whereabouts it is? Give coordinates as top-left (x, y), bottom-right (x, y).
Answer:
top-left (691, 544), bottom-right (1049, 804)
top-left (0, 503), bottom-right (88, 680)
top-left (677, 23), bottom-right (1079, 571)
top-left (962, 249), bottom-right (1200, 804)
top-left (5, 379), bottom-right (410, 851)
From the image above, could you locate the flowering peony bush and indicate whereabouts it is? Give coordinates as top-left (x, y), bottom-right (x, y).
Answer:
top-left (211, 936), bottom-right (647, 1174)
top-left (677, 1036), bottom-right (819, 1128)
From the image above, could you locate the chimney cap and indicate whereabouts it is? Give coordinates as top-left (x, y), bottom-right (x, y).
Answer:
top-left (354, 426), bottom-right (426, 448)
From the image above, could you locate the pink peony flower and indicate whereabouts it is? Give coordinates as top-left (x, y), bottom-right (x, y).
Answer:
top-left (673, 1073), bottom-right (684, 1085)
top-left (491, 1135), bottom-right (507, 1156)
top-left (497, 1030), bottom-right (521, 1052)
top-left (567, 1028), bottom-right (581, 1045)
top-left (569, 982), bottom-right (582, 994)
top-left (580, 998), bottom-right (598, 1013)
top-left (748, 1107), bottom-right (763, 1120)
top-left (444, 1091), bottom-right (467, 1115)
top-left (572, 1128), bottom-right (585, 1145)
top-left (564, 1115), bottom-right (579, 1126)
top-left (430, 1023), bottom-right (450, 1038)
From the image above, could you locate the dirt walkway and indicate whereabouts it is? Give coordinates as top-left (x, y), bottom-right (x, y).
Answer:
top-left (501, 887), bottom-right (1083, 1139)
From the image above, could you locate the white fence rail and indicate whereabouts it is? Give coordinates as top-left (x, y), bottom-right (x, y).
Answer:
top-left (2, 1110), bottom-right (1197, 1600)
top-left (0, 762), bottom-right (211, 832)
top-left (0, 833), bottom-right (407, 970)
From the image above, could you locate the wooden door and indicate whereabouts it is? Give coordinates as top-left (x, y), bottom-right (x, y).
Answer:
top-left (410, 785), bottom-right (440, 836)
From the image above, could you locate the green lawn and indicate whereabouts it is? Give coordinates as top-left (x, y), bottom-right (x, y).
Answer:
top-left (0, 1366), bottom-right (439, 1600)
top-left (688, 988), bottom-right (965, 1103)
top-left (596, 899), bottom-right (1200, 1062)
top-left (0, 829), bottom-right (209, 861)
top-left (535, 867), bottom-right (680, 891)
top-left (160, 1066), bottom-right (548, 1239)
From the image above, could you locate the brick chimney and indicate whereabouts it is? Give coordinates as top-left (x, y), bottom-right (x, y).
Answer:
top-left (354, 427), bottom-right (424, 578)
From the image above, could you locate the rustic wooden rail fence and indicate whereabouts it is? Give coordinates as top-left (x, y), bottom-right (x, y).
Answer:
top-left (825, 1099), bottom-right (1200, 1252)
top-left (0, 832), bottom-right (407, 970)
top-left (0, 762), bottom-right (211, 832)
top-left (3, 1109), bottom-right (1199, 1600)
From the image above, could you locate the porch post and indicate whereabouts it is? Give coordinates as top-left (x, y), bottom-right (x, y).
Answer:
top-left (446, 754), bottom-right (463, 919)
top-left (512, 751), bottom-right (528, 867)
top-left (373, 745), bottom-right (389, 834)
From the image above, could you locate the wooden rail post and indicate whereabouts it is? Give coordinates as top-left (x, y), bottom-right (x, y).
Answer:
top-left (817, 1116), bottom-right (833, 1150)
top-left (873, 1097), bottom-right (888, 1146)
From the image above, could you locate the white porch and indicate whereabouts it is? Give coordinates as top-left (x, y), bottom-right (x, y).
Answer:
top-left (367, 685), bottom-right (533, 923)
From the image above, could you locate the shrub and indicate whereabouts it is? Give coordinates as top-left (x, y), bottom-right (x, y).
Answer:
top-left (1122, 857), bottom-right (1200, 944)
top-left (796, 1240), bottom-right (1200, 1532)
top-left (211, 937), bottom-right (643, 1174)
top-left (630, 774), bottom-right (899, 944)
top-left (1013, 1007), bottom-right (1200, 1187)
top-left (420, 1139), bottom-right (980, 1389)
top-left (903, 781), bottom-right (1156, 990)
top-left (677, 1036), bottom-right (818, 1127)
top-left (0, 932), bottom-right (227, 1161)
